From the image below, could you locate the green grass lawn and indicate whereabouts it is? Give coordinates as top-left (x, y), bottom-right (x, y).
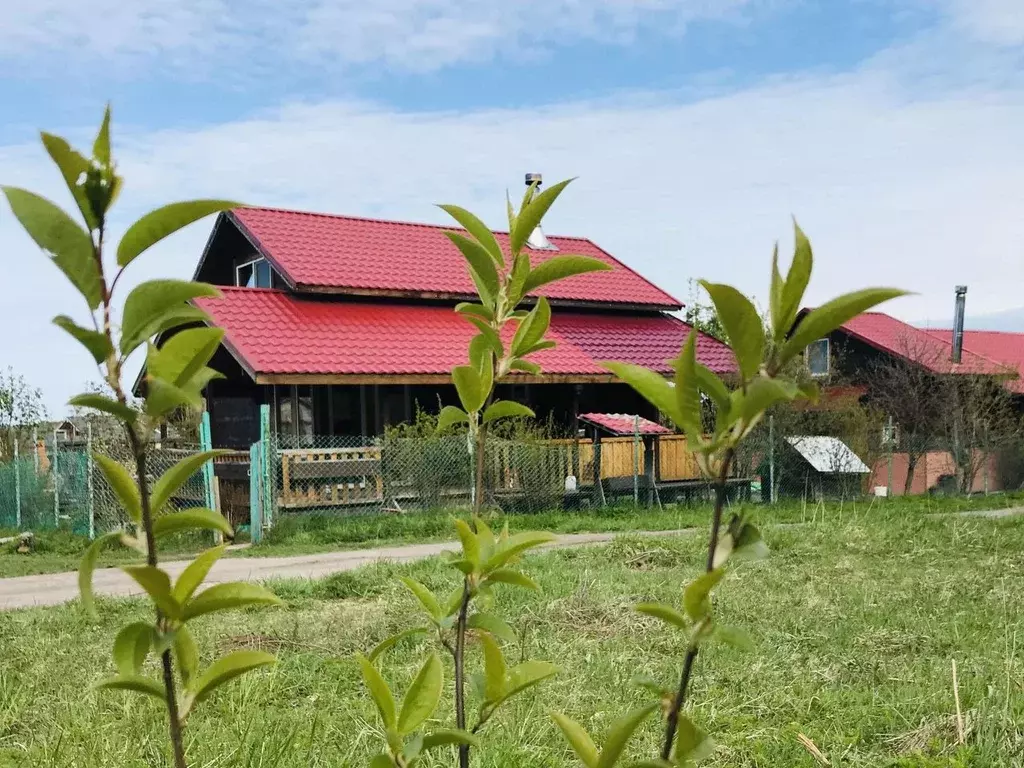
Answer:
top-left (1, 491), bottom-right (1022, 579)
top-left (0, 510), bottom-right (1021, 766)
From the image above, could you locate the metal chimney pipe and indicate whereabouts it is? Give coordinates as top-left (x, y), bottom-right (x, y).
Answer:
top-left (525, 172), bottom-right (543, 188)
top-left (952, 285), bottom-right (967, 364)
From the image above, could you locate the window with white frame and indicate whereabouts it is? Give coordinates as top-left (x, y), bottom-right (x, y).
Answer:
top-left (235, 256), bottom-right (275, 288)
top-left (806, 338), bottom-right (830, 377)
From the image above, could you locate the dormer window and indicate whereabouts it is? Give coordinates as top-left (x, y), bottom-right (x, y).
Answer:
top-left (236, 257), bottom-right (275, 288)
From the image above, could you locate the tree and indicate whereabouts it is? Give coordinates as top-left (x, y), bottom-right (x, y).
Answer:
top-left (939, 374), bottom-right (1019, 494)
top-left (0, 367), bottom-right (47, 460)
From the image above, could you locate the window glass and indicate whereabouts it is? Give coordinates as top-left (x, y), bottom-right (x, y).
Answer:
top-left (331, 386), bottom-right (361, 436)
top-left (806, 338), bottom-right (830, 377)
top-left (254, 259), bottom-right (273, 288)
top-left (276, 385), bottom-right (294, 434)
top-left (236, 261), bottom-right (255, 287)
top-left (297, 386), bottom-right (313, 442)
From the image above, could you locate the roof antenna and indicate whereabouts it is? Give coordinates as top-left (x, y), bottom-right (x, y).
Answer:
top-left (952, 285), bottom-right (967, 364)
top-left (524, 173), bottom-right (557, 251)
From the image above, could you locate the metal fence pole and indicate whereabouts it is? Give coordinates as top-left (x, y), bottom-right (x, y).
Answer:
top-left (87, 423), bottom-right (95, 539)
top-left (32, 426), bottom-right (38, 475)
top-left (52, 428), bottom-right (59, 527)
top-left (632, 416), bottom-right (640, 505)
top-left (260, 404), bottom-right (273, 532)
top-left (768, 415), bottom-right (776, 504)
top-left (13, 430), bottom-right (21, 528)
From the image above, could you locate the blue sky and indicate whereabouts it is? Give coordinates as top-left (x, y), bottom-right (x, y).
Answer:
top-left (2, 0), bottom-right (1024, 412)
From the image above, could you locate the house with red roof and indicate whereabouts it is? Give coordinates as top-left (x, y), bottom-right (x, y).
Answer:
top-left (186, 205), bottom-right (736, 449)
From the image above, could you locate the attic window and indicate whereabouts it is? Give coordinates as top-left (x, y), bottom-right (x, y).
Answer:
top-left (806, 338), bottom-right (830, 377)
top-left (236, 257), bottom-right (276, 288)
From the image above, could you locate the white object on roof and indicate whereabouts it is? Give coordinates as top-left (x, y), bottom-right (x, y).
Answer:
top-left (786, 436), bottom-right (870, 474)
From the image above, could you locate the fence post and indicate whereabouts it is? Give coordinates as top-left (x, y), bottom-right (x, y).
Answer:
top-left (52, 428), bottom-right (59, 527)
top-left (632, 416), bottom-right (640, 506)
top-left (260, 404), bottom-right (273, 531)
top-left (32, 426), bottom-right (38, 475)
top-left (199, 411), bottom-right (216, 511)
top-left (13, 430), bottom-right (21, 529)
top-left (249, 441), bottom-right (262, 544)
top-left (87, 423), bottom-right (95, 540)
top-left (768, 415), bottom-right (776, 504)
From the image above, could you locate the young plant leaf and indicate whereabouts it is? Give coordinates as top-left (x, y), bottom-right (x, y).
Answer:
top-left (484, 568), bottom-right (539, 591)
top-left (122, 566), bottom-right (182, 620)
top-left (436, 405), bottom-right (469, 433)
top-left (95, 674), bottom-right (166, 701)
top-left (183, 582), bottom-right (282, 620)
top-left (439, 204), bottom-right (503, 264)
top-left (144, 376), bottom-right (203, 418)
top-left (187, 650), bottom-right (276, 705)
top-left (596, 704), bottom-right (659, 768)
top-left (453, 519), bottom-right (481, 567)
top-left (444, 231), bottom-right (500, 300)
top-left (148, 327), bottom-right (224, 389)
top-left (126, 304), bottom-right (213, 357)
top-left (150, 450), bottom-right (227, 513)
top-left (153, 508), bottom-right (233, 539)
top-left (400, 577), bottom-right (444, 623)
top-left (601, 362), bottom-right (680, 425)
top-left (775, 221), bottom-right (813, 342)
top-left (466, 317), bottom-right (504, 358)
top-left (510, 178), bottom-right (573, 254)
top-left (452, 365), bottom-right (486, 414)
top-left (636, 602), bottom-right (689, 630)
top-left (674, 714), bottom-right (715, 762)
top-left (369, 754), bottom-right (395, 768)
top-left (683, 569), bottom-right (725, 622)
top-left (53, 316), bottom-right (112, 363)
top-left (112, 622), bottom-right (154, 676)
top-left (496, 660), bottom-right (558, 706)
top-left (482, 401), bottom-right (535, 424)
top-left (673, 330), bottom-right (702, 439)
top-left (733, 523), bottom-right (769, 562)
top-left (769, 242), bottom-right (785, 341)
top-left (357, 653), bottom-right (397, 729)
top-left (699, 281), bottom-right (764, 380)
top-left (2, 187), bottom-right (102, 309)
top-left (120, 279), bottom-right (220, 355)
top-left (479, 633), bottom-right (507, 701)
top-left (735, 377), bottom-right (798, 425)
top-left (397, 653), bottom-right (443, 735)
top-left (521, 255), bottom-right (611, 296)
top-left (484, 530), bottom-right (556, 571)
top-left (468, 612), bottom-right (516, 642)
top-left (68, 393), bottom-right (138, 424)
top-left (369, 627), bottom-right (428, 663)
top-left (711, 625), bottom-right (754, 651)
top-left (173, 544), bottom-right (227, 603)
top-left (550, 713), bottom-right (600, 768)
top-left (117, 200), bottom-right (241, 267)
top-left (93, 454), bottom-right (141, 523)
top-left (511, 297), bottom-right (551, 358)
top-left (40, 132), bottom-right (97, 230)
top-left (455, 302), bottom-right (494, 321)
top-left (79, 531), bottom-right (124, 618)
top-left (174, 625), bottom-right (201, 686)
top-left (509, 359), bottom-right (542, 375)
top-left (422, 729), bottom-right (480, 751)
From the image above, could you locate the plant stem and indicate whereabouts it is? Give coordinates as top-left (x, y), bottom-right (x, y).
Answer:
top-left (660, 449), bottom-right (734, 761)
top-left (473, 422), bottom-right (487, 517)
top-left (454, 582), bottom-right (472, 768)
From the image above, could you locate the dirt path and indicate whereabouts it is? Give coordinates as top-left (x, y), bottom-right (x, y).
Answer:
top-left (3, 507), bottom-right (1021, 612)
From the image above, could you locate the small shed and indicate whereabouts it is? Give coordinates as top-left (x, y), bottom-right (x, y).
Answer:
top-left (577, 413), bottom-right (669, 505)
top-left (783, 436), bottom-right (870, 499)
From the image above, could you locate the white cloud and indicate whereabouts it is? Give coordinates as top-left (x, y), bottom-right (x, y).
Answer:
top-left (942, 0), bottom-right (1024, 46)
top-left (3, 55), bottom-right (1024, 412)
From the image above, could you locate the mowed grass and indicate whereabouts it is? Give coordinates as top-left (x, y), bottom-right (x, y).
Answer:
top-left (3, 490), bottom-right (1021, 578)
top-left (1, 511), bottom-right (1022, 766)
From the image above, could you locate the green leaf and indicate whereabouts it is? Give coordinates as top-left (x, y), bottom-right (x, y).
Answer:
top-left (455, 302), bottom-right (494, 322)
top-left (509, 359), bottom-right (541, 375)
top-left (118, 200), bottom-right (241, 267)
top-left (511, 297), bottom-right (551, 358)
top-left (775, 221), bottom-right (813, 342)
top-left (511, 178), bottom-right (573, 254)
top-left (694, 363), bottom-right (731, 432)
top-left (174, 625), bottom-right (201, 686)
top-left (482, 400), bottom-right (535, 424)
top-left (781, 287), bottom-right (909, 365)
top-left (484, 568), bottom-right (539, 591)
top-left (453, 520), bottom-right (481, 567)
top-left (151, 450), bottom-right (227, 514)
top-left (674, 714), bottom-right (715, 762)
top-left (188, 650), bottom-right (276, 705)
top-left (479, 633), bottom-right (507, 701)
top-left (683, 569), bottom-right (725, 622)
top-left (521, 255), bottom-right (611, 296)
top-left (601, 363), bottom-right (680, 425)
top-left (699, 281), bottom-right (763, 380)
top-left (452, 365), bottom-right (486, 414)
top-left (183, 582), bottom-right (282, 620)
top-left (397, 653), bottom-right (443, 734)
top-left (153, 508), bottom-right (233, 539)
top-left (735, 377), bottom-right (799, 426)
top-left (497, 660), bottom-right (558, 706)
top-left (112, 622), bottom-right (153, 676)
top-left (93, 105), bottom-right (112, 167)
top-left (422, 729), bottom-right (480, 751)
top-left (712, 625), bottom-right (753, 652)
top-left (93, 454), bottom-right (141, 524)
top-left (402, 733), bottom-right (424, 765)
top-left (439, 204), bottom-right (503, 264)
top-left (95, 674), bottom-right (165, 701)
top-left (145, 377), bottom-right (202, 419)
top-left (79, 532), bottom-right (123, 619)
top-left (40, 132), bottom-right (98, 230)
top-left (148, 327), bottom-right (224, 389)
top-left (173, 545), bottom-right (227, 603)
top-left (436, 405), bottom-right (469, 434)
top-left (636, 602), bottom-right (689, 630)
top-left (466, 317), bottom-right (504, 358)
top-left (444, 231), bottom-right (500, 301)
top-left (484, 530), bottom-right (556, 571)
top-left (53, 316), bottom-right (112, 363)
top-left (123, 566), bottom-right (182, 619)
top-left (121, 279), bottom-right (220, 356)
top-left (68, 393), bottom-right (138, 424)
top-left (597, 704), bottom-right (658, 768)
top-left (400, 577), bottom-right (444, 622)
top-left (369, 754), bottom-right (395, 768)
top-left (369, 627), bottom-right (428, 663)
top-left (507, 251), bottom-right (531, 306)
top-left (733, 523), bottom-right (769, 562)
top-left (769, 242), bottom-right (784, 342)
top-left (468, 611), bottom-right (516, 643)
top-left (673, 331), bottom-right (702, 439)
top-left (551, 713), bottom-right (600, 768)
top-left (124, 304), bottom-right (213, 357)
top-left (2, 187), bottom-right (101, 309)
top-left (357, 654), bottom-right (397, 729)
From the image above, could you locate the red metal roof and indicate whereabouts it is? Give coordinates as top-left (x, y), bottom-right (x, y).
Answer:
top-left (229, 207), bottom-right (681, 309)
top-left (195, 288), bottom-right (735, 379)
top-left (924, 329), bottom-right (1024, 393)
top-left (579, 413), bottom-right (672, 436)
